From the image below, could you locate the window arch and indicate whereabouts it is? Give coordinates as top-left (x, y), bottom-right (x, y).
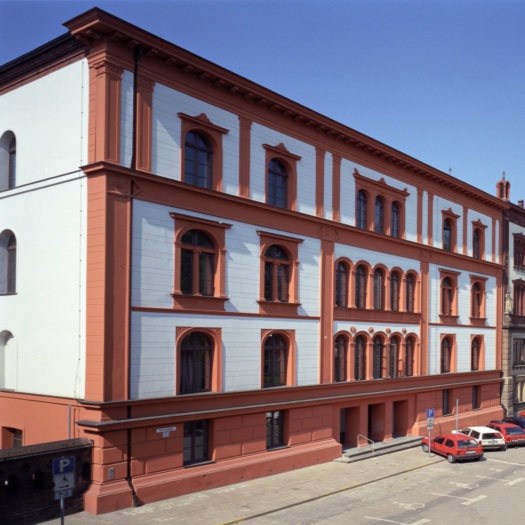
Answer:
top-left (373, 335), bottom-right (385, 379)
top-left (405, 336), bottom-right (415, 377)
top-left (180, 229), bottom-right (215, 296)
top-left (178, 112), bottom-right (228, 191)
top-left (354, 335), bottom-right (367, 381)
top-left (0, 131), bottom-right (16, 191)
top-left (264, 245), bottom-right (291, 302)
top-left (267, 158), bottom-right (288, 208)
top-left (471, 281), bottom-right (484, 319)
top-left (355, 264), bottom-right (368, 309)
top-left (443, 218), bottom-right (452, 251)
top-left (183, 130), bottom-right (213, 189)
top-left (389, 336), bottom-right (401, 378)
top-left (0, 230), bottom-right (16, 294)
top-left (356, 190), bottom-right (368, 229)
top-left (391, 201), bottom-right (400, 238)
top-left (374, 196), bottom-right (385, 233)
top-left (390, 270), bottom-right (401, 311)
top-left (441, 277), bottom-right (455, 316)
top-left (473, 228), bottom-right (481, 259)
top-left (334, 334), bottom-right (348, 382)
top-left (263, 333), bottom-right (288, 387)
top-left (335, 261), bottom-right (349, 308)
top-left (0, 330), bottom-right (16, 390)
top-left (179, 331), bottom-right (213, 394)
top-left (471, 337), bottom-right (482, 371)
top-left (405, 273), bottom-right (415, 313)
top-left (373, 268), bottom-right (385, 310)
top-left (441, 336), bottom-right (454, 373)
top-left (171, 214), bottom-right (231, 311)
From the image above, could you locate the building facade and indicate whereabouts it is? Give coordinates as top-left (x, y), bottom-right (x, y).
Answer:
top-left (0, 8), bottom-right (507, 514)
top-left (500, 176), bottom-right (525, 414)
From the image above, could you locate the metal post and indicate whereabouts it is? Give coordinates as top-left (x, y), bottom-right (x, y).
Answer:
top-left (60, 497), bottom-right (65, 525)
top-left (428, 429), bottom-right (431, 458)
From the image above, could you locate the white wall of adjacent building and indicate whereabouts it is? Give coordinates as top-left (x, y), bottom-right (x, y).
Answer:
top-left (0, 60), bottom-right (89, 397)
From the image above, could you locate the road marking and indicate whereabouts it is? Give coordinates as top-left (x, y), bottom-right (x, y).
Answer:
top-left (449, 481), bottom-right (479, 489)
top-left (475, 475), bottom-right (525, 485)
top-left (432, 493), bottom-right (487, 505)
top-left (392, 501), bottom-right (425, 511)
top-left (365, 518), bottom-right (430, 524)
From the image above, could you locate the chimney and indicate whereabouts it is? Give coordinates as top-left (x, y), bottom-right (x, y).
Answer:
top-left (519, 200), bottom-right (524, 208)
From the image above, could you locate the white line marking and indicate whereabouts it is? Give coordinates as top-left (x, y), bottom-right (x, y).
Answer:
top-left (365, 518), bottom-right (430, 524)
top-left (432, 493), bottom-right (487, 505)
top-left (449, 481), bottom-right (479, 489)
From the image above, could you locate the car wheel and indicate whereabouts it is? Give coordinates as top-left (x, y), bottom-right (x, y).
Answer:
top-left (474, 457), bottom-right (481, 461)
top-left (422, 444), bottom-right (429, 453)
top-left (447, 454), bottom-right (456, 464)
top-left (501, 446), bottom-right (507, 451)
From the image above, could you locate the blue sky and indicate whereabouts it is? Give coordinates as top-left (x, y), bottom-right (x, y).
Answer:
top-left (1, 0), bottom-right (524, 203)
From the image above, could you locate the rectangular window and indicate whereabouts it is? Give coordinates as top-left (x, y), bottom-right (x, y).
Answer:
top-left (266, 411), bottom-right (284, 449)
top-left (472, 386), bottom-right (481, 410)
top-left (2, 427), bottom-right (23, 448)
top-left (184, 420), bottom-right (209, 466)
top-left (513, 339), bottom-right (525, 367)
top-left (443, 389), bottom-right (452, 415)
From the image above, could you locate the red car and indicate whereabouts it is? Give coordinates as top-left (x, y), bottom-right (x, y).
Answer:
top-left (487, 421), bottom-right (525, 446)
top-left (421, 433), bottom-right (484, 463)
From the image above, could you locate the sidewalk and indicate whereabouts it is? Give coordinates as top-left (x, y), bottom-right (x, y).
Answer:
top-left (44, 446), bottom-right (443, 525)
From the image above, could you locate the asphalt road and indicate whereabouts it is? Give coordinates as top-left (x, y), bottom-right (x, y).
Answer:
top-left (247, 447), bottom-right (525, 524)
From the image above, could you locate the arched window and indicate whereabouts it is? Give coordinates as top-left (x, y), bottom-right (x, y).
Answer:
top-left (267, 158), bottom-right (288, 208)
top-left (374, 196), bottom-right (385, 234)
top-left (405, 336), bottom-right (415, 377)
top-left (471, 337), bottom-right (481, 371)
top-left (389, 336), bottom-right (400, 378)
top-left (354, 335), bottom-right (366, 381)
top-left (335, 261), bottom-right (349, 307)
top-left (373, 268), bottom-right (385, 310)
top-left (391, 201), bottom-right (400, 238)
top-left (405, 273), bottom-right (415, 313)
top-left (356, 190), bottom-right (368, 229)
top-left (471, 282), bottom-right (483, 318)
top-left (334, 335), bottom-right (348, 382)
top-left (443, 218), bottom-right (453, 251)
top-left (355, 264), bottom-right (367, 309)
top-left (180, 331), bottom-right (212, 394)
top-left (473, 228), bottom-right (481, 259)
top-left (181, 230), bottom-right (215, 296)
top-left (373, 336), bottom-right (384, 379)
top-left (441, 277), bottom-right (454, 316)
top-left (264, 245), bottom-right (290, 302)
top-left (184, 131), bottom-right (213, 189)
top-left (0, 132), bottom-right (16, 191)
top-left (390, 271), bottom-right (400, 311)
top-left (1, 230), bottom-right (16, 294)
top-left (441, 337), bottom-right (453, 373)
top-left (263, 333), bottom-right (288, 387)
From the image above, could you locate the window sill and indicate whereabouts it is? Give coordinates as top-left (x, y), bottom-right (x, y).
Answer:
top-left (258, 300), bottom-right (300, 316)
top-left (172, 293), bottom-right (228, 312)
top-left (439, 314), bottom-right (459, 325)
top-left (469, 317), bottom-right (487, 327)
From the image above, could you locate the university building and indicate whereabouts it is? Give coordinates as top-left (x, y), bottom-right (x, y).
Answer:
top-left (0, 8), bottom-right (508, 514)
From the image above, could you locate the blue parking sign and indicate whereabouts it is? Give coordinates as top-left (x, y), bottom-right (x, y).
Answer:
top-left (53, 456), bottom-right (75, 475)
top-left (426, 408), bottom-right (435, 419)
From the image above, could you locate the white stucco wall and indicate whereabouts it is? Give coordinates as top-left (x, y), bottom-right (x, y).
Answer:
top-left (0, 175), bottom-right (87, 397)
top-left (0, 60), bottom-right (89, 185)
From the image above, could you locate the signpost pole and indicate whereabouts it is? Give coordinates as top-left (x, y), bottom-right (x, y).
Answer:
top-left (60, 497), bottom-right (65, 525)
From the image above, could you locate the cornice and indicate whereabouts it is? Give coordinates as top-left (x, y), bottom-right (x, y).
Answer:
top-left (64, 8), bottom-right (508, 212)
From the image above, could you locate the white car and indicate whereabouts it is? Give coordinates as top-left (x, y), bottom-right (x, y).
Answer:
top-left (460, 426), bottom-right (507, 451)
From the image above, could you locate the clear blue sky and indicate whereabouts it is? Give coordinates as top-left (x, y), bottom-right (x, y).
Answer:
top-left (2, 0), bottom-right (524, 203)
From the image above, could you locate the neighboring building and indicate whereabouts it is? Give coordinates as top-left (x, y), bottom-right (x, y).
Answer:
top-left (0, 8), bottom-right (507, 514)
top-left (499, 175), bottom-right (525, 415)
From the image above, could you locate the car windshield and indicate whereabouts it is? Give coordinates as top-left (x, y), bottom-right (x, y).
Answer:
top-left (458, 439), bottom-right (478, 448)
top-left (506, 427), bottom-right (525, 435)
top-left (483, 433), bottom-right (503, 439)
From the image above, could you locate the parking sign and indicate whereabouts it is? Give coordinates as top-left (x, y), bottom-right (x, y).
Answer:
top-left (53, 456), bottom-right (75, 498)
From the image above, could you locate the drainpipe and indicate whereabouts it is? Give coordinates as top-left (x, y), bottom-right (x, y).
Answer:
top-left (130, 44), bottom-right (144, 171)
top-left (126, 43), bottom-right (143, 508)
